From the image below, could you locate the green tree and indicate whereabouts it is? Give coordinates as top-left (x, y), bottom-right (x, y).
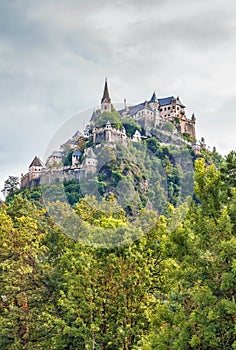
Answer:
top-left (95, 110), bottom-right (122, 129)
top-left (0, 196), bottom-right (66, 349)
top-left (121, 117), bottom-right (141, 137)
top-left (142, 158), bottom-right (236, 350)
top-left (1, 176), bottom-right (19, 197)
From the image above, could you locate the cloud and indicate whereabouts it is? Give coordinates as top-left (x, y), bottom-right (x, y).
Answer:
top-left (0, 0), bottom-right (235, 198)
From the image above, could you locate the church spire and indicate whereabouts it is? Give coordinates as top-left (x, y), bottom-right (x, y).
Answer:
top-left (101, 78), bottom-right (111, 112)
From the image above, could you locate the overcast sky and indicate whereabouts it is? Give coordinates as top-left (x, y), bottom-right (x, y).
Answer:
top-left (0, 0), bottom-right (236, 197)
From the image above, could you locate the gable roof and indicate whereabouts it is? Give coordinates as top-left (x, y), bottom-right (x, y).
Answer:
top-left (29, 156), bottom-right (44, 168)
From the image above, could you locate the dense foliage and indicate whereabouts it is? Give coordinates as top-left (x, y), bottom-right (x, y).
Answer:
top-left (0, 151), bottom-right (236, 349)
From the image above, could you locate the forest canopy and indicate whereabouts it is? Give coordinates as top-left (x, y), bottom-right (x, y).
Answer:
top-left (0, 150), bottom-right (236, 349)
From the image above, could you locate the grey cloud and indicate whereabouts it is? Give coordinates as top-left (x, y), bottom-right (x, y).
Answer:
top-left (0, 3), bottom-right (48, 50)
top-left (0, 0), bottom-right (235, 197)
top-left (118, 11), bottom-right (233, 52)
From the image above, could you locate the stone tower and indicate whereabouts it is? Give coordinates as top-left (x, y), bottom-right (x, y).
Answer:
top-left (101, 78), bottom-right (111, 113)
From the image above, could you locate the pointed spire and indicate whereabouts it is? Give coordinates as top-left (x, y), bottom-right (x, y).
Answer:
top-left (150, 91), bottom-right (157, 103)
top-left (101, 78), bottom-right (111, 104)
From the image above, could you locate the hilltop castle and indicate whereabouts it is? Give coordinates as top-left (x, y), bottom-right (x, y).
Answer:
top-left (86, 79), bottom-right (196, 143)
top-left (21, 80), bottom-right (198, 189)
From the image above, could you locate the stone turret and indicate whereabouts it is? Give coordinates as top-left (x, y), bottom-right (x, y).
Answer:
top-left (21, 156), bottom-right (45, 188)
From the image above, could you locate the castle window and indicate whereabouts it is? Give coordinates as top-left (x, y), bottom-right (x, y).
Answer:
top-left (177, 107), bottom-right (179, 110)
top-left (172, 106), bottom-right (175, 109)
top-left (168, 106), bottom-right (171, 110)
top-left (164, 107), bottom-right (167, 111)
top-left (160, 108), bottom-right (162, 112)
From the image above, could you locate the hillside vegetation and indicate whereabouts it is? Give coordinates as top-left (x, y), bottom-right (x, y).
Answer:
top-left (0, 148), bottom-right (236, 349)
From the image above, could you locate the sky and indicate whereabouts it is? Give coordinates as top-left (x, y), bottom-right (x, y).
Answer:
top-left (0, 0), bottom-right (236, 197)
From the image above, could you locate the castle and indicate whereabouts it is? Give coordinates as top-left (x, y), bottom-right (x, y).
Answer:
top-left (86, 79), bottom-right (196, 143)
top-left (21, 80), bottom-right (198, 189)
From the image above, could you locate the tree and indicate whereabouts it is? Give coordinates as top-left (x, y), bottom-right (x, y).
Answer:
top-left (141, 157), bottom-right (236, 350)
top-left (50, 213), bottom-right (172, 350)
top-left (121, 116), bottom-right (141, 137)
top-left (95, 110), bottom-right (122, 129)
top-left (221, 151), bottom-right (236, 189)
top-left (1, 176), bottom-right (19, 197)
top-left (0, 195), bottom-right (67, 349)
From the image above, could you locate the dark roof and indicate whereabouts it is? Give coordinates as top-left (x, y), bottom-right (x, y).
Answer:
top-left (119, 102), bottom-right (151, 116)
top-left (159, 96), bottom-right (174, 106)
top-left (150, 91), bottom-right (157, 103)
top-left (72, 150), bottom-right (82, 157)
top-left (29, 156), bottom-right (44, 168)
top-left (119, 95), bottom-right (186, 116)
top-left (101, 79), bottom-right (111, 104)
top-left (158, 95), bottom-right (185, 108)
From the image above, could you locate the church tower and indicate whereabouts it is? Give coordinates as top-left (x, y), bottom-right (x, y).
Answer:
top-left (101, 78), bottom-right (111, 113)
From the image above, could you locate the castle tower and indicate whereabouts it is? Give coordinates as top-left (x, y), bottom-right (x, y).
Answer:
top-left (101, 78), bottom-right (111, 113)
top-left (149, 91), bottom-right (158, 110)
top-left (25, 156), bottom-right (44, 187)
top-left (29, 156), bottom-right (44, 173)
